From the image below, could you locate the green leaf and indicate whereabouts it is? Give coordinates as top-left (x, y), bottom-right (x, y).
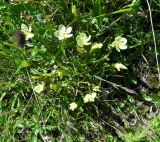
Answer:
top-left (19, 60), bottom-right (30, 68)
top-left (50, 83), bottom-right (61, 92)
top-left (143, 95), bottom-right (153, 102)
top-left (111, 8), bottom-right (132, 15)
top-left (32, 46), bottom-right (39, 56)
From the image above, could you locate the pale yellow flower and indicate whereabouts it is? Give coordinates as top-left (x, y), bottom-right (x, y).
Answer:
top-left (33, 83), bottom-right (45, 94)
top-left (112, 36), bottom-right (127, 52)
top-left (76, 33), bottom-right (91, 47)
top-left (84, 92), bottom-right (97, 103)
top-left (115, 63), bottom-right (127, 71)
top-left (69, 102), bottom-right (78, 111)
top-left (90, 43), bottom-right (103, 52)
top-left (54, 25), bottom-right (73, 40)
top-left (21, 23), bottom-right (34, 40)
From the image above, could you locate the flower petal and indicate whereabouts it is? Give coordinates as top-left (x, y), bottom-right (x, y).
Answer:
top-left (115, 36), bottom-right (121, 41)
top-left (77, 40), bottom-right (84, 47)
top-left (86, 35), bottom-right (91, 42)
top-left (23, 30), bottom-right (34, 40)
top-left (91, 43), bottom-right (103, 52)
top-left (66, 27), bottom-right (72, 34)
top-left (54, 31), bottom-right (59, 38)
top-left (91, 92), bottom-right (96, 100)
top-left (21, 23), bottom-right (28, 30)
top-left (58, 24), bottom-right (66, 32)
top-left (28, 26), bottom-right (32, 32)
top-left (120, 37), bottom-right (127, 45)
top-left (26, 33), bottom-right (34, 40)
top-left (80, 33), bottom-right (86, 37)
top-left (115, 63), bottom-right (127, 71)
top-left (116, 47), bottom-right (120, 52)
top-left (84, 42), bottom-right (91, 45)
top-left (66, 34), bottom-right (73, 38)
top-left (34, 83), bottom-right (45, 94)
top-left (119, 45), bottom-right (127, 50)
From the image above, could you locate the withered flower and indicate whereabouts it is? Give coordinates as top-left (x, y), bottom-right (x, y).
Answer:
top-left (13, 30), bottom-right (26, 48)
top-left (20, 11), bottom-right (33, 24)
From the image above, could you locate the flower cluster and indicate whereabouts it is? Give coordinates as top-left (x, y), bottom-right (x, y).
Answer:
top-left (18, 22), bottom-right (129, 112)
top-left (111, 36), bottom-right (128, 71)
top-left (53, 25), bottom-right (129, 110)
top-left (54, 25), bottom-right (103, 52)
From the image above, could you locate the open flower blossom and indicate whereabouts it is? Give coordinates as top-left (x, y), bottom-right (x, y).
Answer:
top-left (84, 92), bottom-right (97, 103)
top-left (76, 33), bottom-right (91, 47)
top-left (112, 36), bottom-right (127, 52)
top-left (69, 102), bottom-right (78, 111)
top-left (115, 63), bottom-right (127, 71)
top-left (54, 24), bottom-right (73, 40)
top-left (90, 43), bottom-right (103, 52)
top-left (21, 23), bottom-right (34, 40)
